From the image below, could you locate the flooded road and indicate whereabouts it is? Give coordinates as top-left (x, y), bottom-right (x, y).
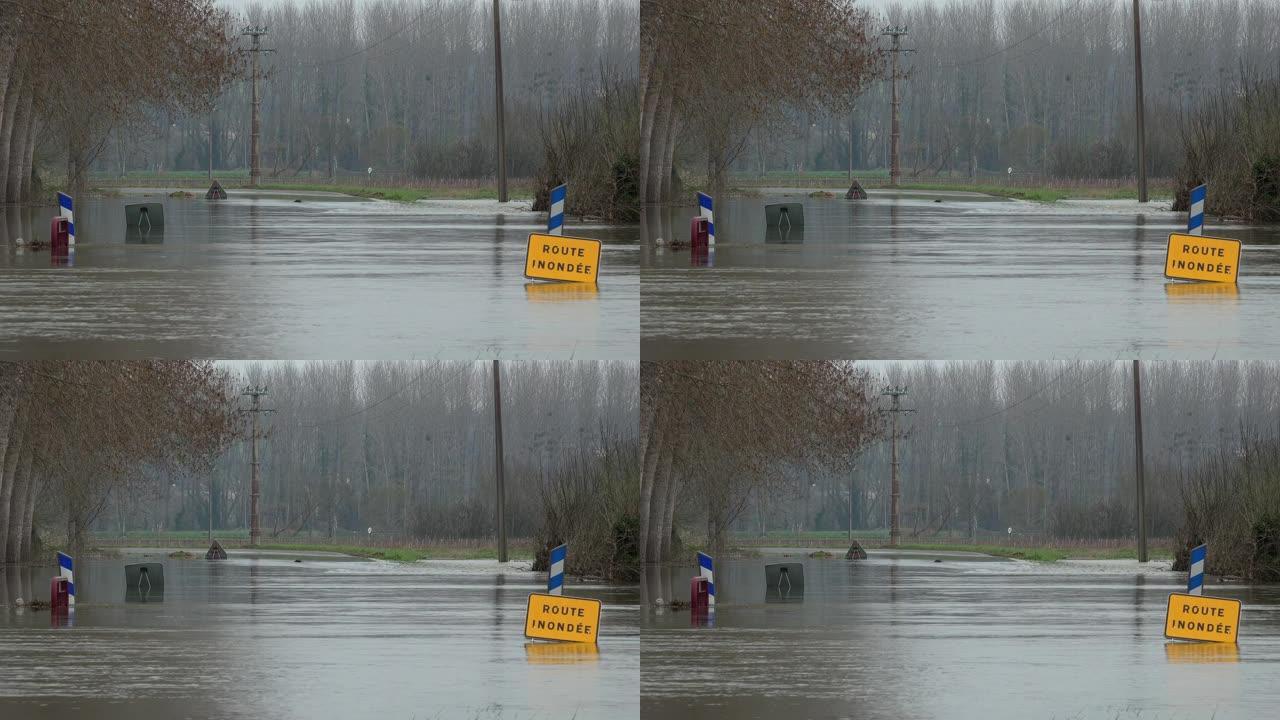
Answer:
top-left (641, 190), bottom-right (1280, 359)
top-left (0, 190), bottom-right (638, 359)
top-left (642, 549), bottom-right (1280, 719)
top-left (0, 549), bottom-right (638, 719)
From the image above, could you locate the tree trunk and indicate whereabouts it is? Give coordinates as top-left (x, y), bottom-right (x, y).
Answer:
top-left (17, 92), bottom-right (38, 202)
top-left (638, 403), bottom-right (660, 564)
top-left (0, 61), bottom-right (25, 204)
top-left (658, 108), bottom-right (681, 205)
top-left (18, 454), bottom-right (39, 561)
top-left (6, 439), bottom-right (31, 562)
top-left (638, 47), bottom-right (660, 207)
top-left (647, 87), bottom-right (674, 205)
top-left (658, 468), bottom-right (682, 562)
top-left (645, 431), bottom-right (672, 564)
top-left (0, 400), bottom-right (18, 563)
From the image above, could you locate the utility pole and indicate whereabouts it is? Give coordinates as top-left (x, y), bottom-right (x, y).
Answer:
top-left (243, 385), bottom-right (270, 547)
top-left (492, 360), bottom-right (508, 563)
top-left (1131, 1), bottom-right (1148, 203)
top-left (242, 26), bottom-right (272, 188)
top-left (1132, 361), bottom-right (1149, 563)
top-left (882, 26), bottom-right (910, 187)
top-left (882, 385), bottom-right (912, 547)
top-left (492, 1), bottom-right (508, 203)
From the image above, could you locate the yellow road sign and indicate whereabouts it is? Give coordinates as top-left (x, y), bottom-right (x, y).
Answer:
top-left (524, 233), bottom-right (601, 284)
top-left (1164, 592), bottom-right (1241, 643)
top-left (1165, 233), bottom-right (1241, 283)
top-left (524, 592), bottom-right (601, 644)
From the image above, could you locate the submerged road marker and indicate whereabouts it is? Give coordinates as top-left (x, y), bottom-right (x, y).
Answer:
top-left (1164, 592), bottom-right (1240, 644)
top-left (57, 192), bottom-right (75, 245)
top-left (698, 551), bottom-right (715, 606)
top-left (1188, 184), bottom-right (1206, 236)
top-left (548, 183), bottom-right (566, 236)
top-left (1188, 543), bottom-right (1207, 595)
top-left (1164, 232), bottom-right (1240, 283)
top-left (57, 551), bottom-right (74, 606)
top-left (697, 192), bottom-right (715, 245)
top-left (524, 232), bottom-right (601, 284)
top-left (548, 543), bottom-right (566, 596)
top-left (524, 592), bottom-right (601, 644)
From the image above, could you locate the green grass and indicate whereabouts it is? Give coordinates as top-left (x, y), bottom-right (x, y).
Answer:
top-left (727, 530), bottom-right (1175, 562)
top-left (877, 542), bottom-right (1174, 562)
top-left (725, 170), bottom-right (1175, 202)
top-left (253, 542), bottom-right (535, 562)
top-left (255, 183), bottom-right (533, 202)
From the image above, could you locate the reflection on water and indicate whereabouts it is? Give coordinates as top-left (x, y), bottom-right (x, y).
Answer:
top-left (1, 550), bottom-right (638, 719)
top-left (642, 551), bottom-right (1280, 719)
top-left (641, 191), bottom-right (1280, 359)
top-left (0, 190), bottom-right (638, 358)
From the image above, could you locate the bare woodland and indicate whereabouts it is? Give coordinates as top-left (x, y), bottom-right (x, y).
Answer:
top-left (0, 362), bottom-right (234, 563)
top-left (0, 1), bottom-right (237, 202)
top-left (0, 361), bottom-right (638, 578)
top-left (639, 0), bottom-right (883, 204)
top-left (717, 362), bottom-right (1280, 563)
top-left (150, 361), bottom-right (638, 577)
top-left (642, 0), bottom-right (1280, 205)
top-left (640, 361), bottom-right (882, 562)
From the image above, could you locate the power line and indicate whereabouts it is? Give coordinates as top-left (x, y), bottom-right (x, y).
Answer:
top-left (933, 357), bottom-right (1118, 429)
top-left (296, 9), bottom-right (431, 69)
top-left (932, 0), bottom-right (1090, 70)
top-left (289, 361), bottom-right (480, 430)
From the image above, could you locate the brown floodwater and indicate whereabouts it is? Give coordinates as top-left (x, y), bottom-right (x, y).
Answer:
top-left (0, 189), bottom-right (638, 359)
top-left (0, 549), bottom-right (638, 719)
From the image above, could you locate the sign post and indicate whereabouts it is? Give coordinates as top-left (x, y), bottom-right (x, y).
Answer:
top-left (548, 543), bottom-right (566, 596)
top-left (1188, 184), bottom-right (1206, 236)
top-left (57, 192), bottom-right (75, 245)
top-left (697, 551), bottom-right (715, 607)
top-left (57, 551), bottom-right (74, 606)
top-left (697, 192), bottom-right (715, 245)
top-left (524, 233), bottom-right (601, 284)
top-left (1188, 543), bottom-right (1206, 595)
top-left (1164, 233), bottom-right (1240, 283)
top-left (524, 592), bottom-right (601, 644)
top-left (548, 184), bottom-right (566, 236)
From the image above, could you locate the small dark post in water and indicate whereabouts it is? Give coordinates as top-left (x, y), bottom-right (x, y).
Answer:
top-left (493, 360), bottom-right (508, 563)
top-left (1132, 360), bottom-right (1148, 562)
top-left (492, 0), bottom-right (508, 203)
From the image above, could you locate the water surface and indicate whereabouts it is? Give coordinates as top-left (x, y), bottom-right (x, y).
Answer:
top-left (1, 549), bottom-right (638, 719)
top-left (642, 548), bottom-right (1280, 719)
top-left (0, 190), bottom-right (638, 358)
top-left (641, 190), bottom-right (1280, 359)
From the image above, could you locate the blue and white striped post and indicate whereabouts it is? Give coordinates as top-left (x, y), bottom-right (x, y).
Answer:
top-left (1188, 184), bottom-right (1206, 237)
top-left (548, 543), bottom-right (566, 596)
top-left (548, 184), bottom-right (566, 236)
top-left (697, 192), bottom-right (715, 246)
top-left (1188, 543), bottom-right (1206, 596)
top-left (57, 192), bottom-right (75, 245)
top-left (697, 551), bottom-right (715, 606)
top-left (57, 551), bottom-right (75, 606)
